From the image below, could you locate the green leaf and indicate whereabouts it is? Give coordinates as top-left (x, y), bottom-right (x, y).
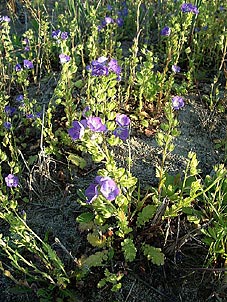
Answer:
top-left (0, 150), bottom-right (7, 162)
top-left (116, 210), bottom-right (132, 237)
top-left (120, 176), bottom-right (137, 188)
top-left (111, 283), bottom-right (122, 292)
top-left (121, 238), bottom-right (137, 262)
top-left (67, 153), bottom-right (87, 169)
top-left (188, 152), bottom-right (199, 175)
top-left (143, 244), bottom-right (164, 266)
top-left (87, 232), bottom-right (106, 247)
top-left (141, 119), bottom-right (149, 128)
top-left (74, 79), bottom-right (83, 88)
top-left (84, 250), bottom-right (108, 268)
top-left (185, 47), bottom-right (191, 54)
top-left (137, 204), bottom-right (157, 227)
top-left (76, 212), bottom-right (94, 224)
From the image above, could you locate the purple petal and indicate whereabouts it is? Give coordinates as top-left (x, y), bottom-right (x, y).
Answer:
top-left (115, 114), bottom-right (130, 127)
top-left (97, 176), bottom-right (120, 201)
top-left (85, 183), bottom-right (99, 204)
top-left (5, 174), bottom-right (19, 188)
top-left (87, 117), bottom-right (107, 132)
top-left (113, 126), bottom-right (129, 141)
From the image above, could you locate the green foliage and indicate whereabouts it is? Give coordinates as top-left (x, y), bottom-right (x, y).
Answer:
top-left (76, 212), bottom-right (94, 224)
top-left (67, 153), bottom-right (87, 169)
top-left (87, 232), bottom-right (106, 248)
top-left (97, 268), bottom-right (124, 292)
top-left (83, 250), bottom-right (109, 268)
top-left (0, 0), bottom-right (227, 300)
top-left (121, 238), bottom-right (137, 262)
top-left (199, 165), bottom-right (227, 262)
top-left (142, 244), bottom-right (165, 266)
top-left (136, 204), bottom-right (157, 227)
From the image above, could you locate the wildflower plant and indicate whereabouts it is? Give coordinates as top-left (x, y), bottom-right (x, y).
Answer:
top-left (72, 108), bottom-right (167, 289)
top-left (0, 0), bottom-right (227, 300)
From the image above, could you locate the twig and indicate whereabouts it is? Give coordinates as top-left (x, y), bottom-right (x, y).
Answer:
top-left (54, 238), bottom-right (78, 264)
top-left (125, 280), bottom-right (136, 302)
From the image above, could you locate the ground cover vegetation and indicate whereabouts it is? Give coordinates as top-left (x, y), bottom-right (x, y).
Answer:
top-left (0, 0), bottom-right (227, 301)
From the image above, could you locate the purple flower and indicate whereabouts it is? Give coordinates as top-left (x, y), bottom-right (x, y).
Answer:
top-left (172, 65), bottom-right (181, 73)
top-left (122, 6), bottom-right (128, 16)
top-left (87, 57), bottom-right (121, 78)
top-left (102, 17), bottom-right (114, 27)
top-left (0, 16), bottom-right (11, 22)
top-left (26, 113), bottom-right (34, 119)
top-left (108, 59), bottom-right (121, 76)
top-left (91, 63), bottom-right (109, 76)
top-left (23, 59), bottom-right (34, 69)
top-left (98, 25), bottom-right (104, 31)
top-left (5, 106), bottom-right (16, 117)
top-left (118, 7), bottom-right (128, 17)
top-left (60, 31), bottom-right (69, 40)
top-left (23, 37), bottom-right (29, 44)
top-left (68, 120), bottom-right (86, 140)
top-left (3, 122), bottom-right (11, 130)
top-left (87, 117), bottom-right (107, 132)
top-left (181, 3), bottom-right (199, 14)
top-left (113, 126), bottom-right (129, 141)
top-left (172, 96), bottom-right (185, 110)
top-left (24, 46), bottom-right (30, 52)
top-left (160, 26), bottom-right (171, 36)
top-left (85, 183), bottom-right (99, 204)
top-left (36, 112), bottom-right (42, 118)
top-left (115, 17), bottom-right (124, 27)
top-left (5, 174), bottom-right (19, 188)
top-left (52, 29), bottom-right (61, 39)
top-left (107, 4), bottom-right (112, 11)
top-left (96, 176), bottom-right (120, 201)
top-left (23, 38), bottom-right (30, 51)
top-left (116, 114), bottom-right (130, 127)
top-left (15, 63), bottom-right (22, 72)
top-left (16, 94), bottom-right (24, 102)
top-left (104, 16), bottom-right (114, 24)
top-left (59, 53), bottom-right (71, 64)
top-left (96, 56), bottom-right (108, 64)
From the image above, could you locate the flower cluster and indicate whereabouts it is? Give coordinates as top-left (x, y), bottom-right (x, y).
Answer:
top-left (24, 59), bottom-right (34, 69)
top-left (113, 114), bottom-right (130, 141)
top-left (16, 94), bottom-right (24, 102)
top-left (26, 112), bottom-right (42, 119)
top-left (0, 15), bottom-right (11, 22)
top-left (172, 96), bottom-right (185, 110)
top-left (15, 59), bottom-right (34, 71)
top-left (181, 3), bottom-right (199, 14)
top-left (160, 26), bottom-right (171, 36)
top-left (5, 105), bottom-right (16, 117)
top-left (3, 121), bottom-right (11, 130)
top-left (59, 53), bottom-right (71, 64)
top-left (85, 176), bottom-right (120, 203)
top-left (68, 113), bottom-right (130, 142)
top-left (23, 38), bottom-right (30, 52)
top-left (52, 29), bottom-right (69, 41)
top-left (68, 116), bottom-right (106, 140)
top-left (98, 16), bottom-right (124, 29)
top-left (172, 65), bottom-right (181, 73)
top-left (98, 2), bottom-right (128, 30)
top-left (5, 174), bottom-right (19, 188)
top-left (87, 56), bottom-right (121, 79)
